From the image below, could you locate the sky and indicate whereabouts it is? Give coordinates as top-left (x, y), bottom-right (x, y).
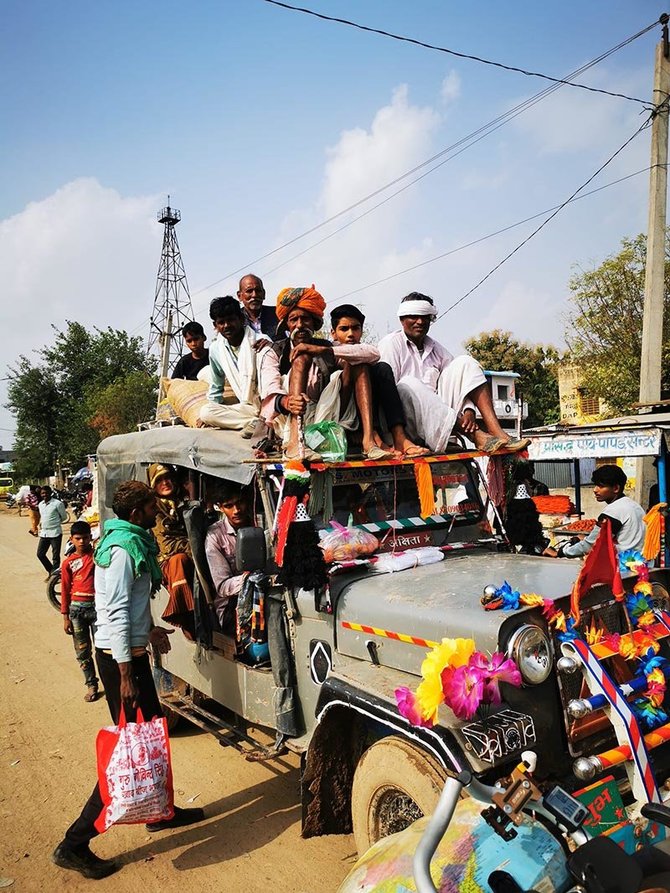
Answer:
top-left (1, 0), bottom-right (666, 447)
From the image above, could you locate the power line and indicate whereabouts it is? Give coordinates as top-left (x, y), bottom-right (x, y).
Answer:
top-left (185, 25), bottom-right (651, 308)
top-left (261, 0), bottom-right (657, 106)
top-left (333, 166), bottom-right (655, 301)
top-left (435, 117), bottom-right (654, 321)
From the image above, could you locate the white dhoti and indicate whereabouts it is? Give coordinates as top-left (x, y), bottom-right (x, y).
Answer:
top-left (199, 400), bottom-right (258, 430)
top-left (397, 354), bottom-right (486, 452)
top-left (273, 369), bottom-right (359, 445)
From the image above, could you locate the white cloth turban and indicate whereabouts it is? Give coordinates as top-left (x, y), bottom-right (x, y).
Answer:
top-left (397, 299), bottom-right (437, 319)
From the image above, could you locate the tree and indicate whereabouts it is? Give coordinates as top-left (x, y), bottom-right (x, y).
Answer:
top-left (88, 371), bottom-right (157, 440)
top-left (464, 330), bottom-right (561, 428)
top-left (6, 322), bottom-right (157, 480)
top-left (565, 232), bottom-right (670, 415)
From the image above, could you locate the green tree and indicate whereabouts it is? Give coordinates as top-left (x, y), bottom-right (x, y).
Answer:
top-left (6, 322), bottom-right (157, 479)
top-left (565, 232), bottom-right (670, 414)
top-left (88, 371), bottom-right (158, 440)
top-left (464, 330), bottom-right (561, 428)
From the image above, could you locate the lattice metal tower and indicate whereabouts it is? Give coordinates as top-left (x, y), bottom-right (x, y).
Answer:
top-left (147, 198), bottom-right (195, 378)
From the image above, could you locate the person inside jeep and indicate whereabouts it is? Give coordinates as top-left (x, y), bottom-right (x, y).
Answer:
top-left (204, 483), bottom-right (253, 631)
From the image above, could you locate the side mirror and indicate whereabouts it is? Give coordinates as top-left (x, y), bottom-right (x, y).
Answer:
top-left (236, 527), bottom-right (267, 572)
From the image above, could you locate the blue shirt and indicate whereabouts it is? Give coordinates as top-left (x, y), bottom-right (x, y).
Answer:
top-left (94, 547), bottom-right (153, 663)
top-left (38, 498), bottom-right (67, 537)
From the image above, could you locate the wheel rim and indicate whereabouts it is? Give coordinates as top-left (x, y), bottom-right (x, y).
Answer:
top-left (372, 786), bottom-right (424, 840)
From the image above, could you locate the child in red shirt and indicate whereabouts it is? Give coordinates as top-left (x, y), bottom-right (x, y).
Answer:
top-left (61, 520), bottom-right (99, 702)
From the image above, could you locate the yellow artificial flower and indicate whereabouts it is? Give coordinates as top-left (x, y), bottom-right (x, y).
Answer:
top-left (415, 638), bottom-right (476, 725)
top-left (648, 668), bottom-right (666, 687)
top-left (636, 610), bottom-right (656, 629)
top-left (420, 638), bottom-right (475, 679)
top-left (415, 675), bottom-right (444, 725)
top-left (635, 581), bottom-right (653, 596)
top-left (520, 593), bottom-right (545, 608)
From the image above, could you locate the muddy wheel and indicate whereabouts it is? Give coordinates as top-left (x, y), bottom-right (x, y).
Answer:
top-left (46, 572), bottom-right (61, 612)
top-left (351, 736), bottom-right (449, 855)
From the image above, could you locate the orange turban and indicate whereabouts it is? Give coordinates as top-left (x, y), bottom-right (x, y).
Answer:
top-left (275, 286), bottom-right (326, 325)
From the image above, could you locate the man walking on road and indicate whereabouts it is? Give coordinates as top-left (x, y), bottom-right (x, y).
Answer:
top-left (52, 480), bottom-right (204, 881)
top-left (36, 485), bottom-right (67, 578)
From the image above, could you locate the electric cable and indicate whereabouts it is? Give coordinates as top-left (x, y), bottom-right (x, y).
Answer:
top-left (332, 166), bottom-right (657, 301)
top-left (128, 18), bottom-right (660, 338)
top-left (261, 0), bottom-right (657, 106)
top-left (434, 116), bottom-right (655, 321)
top-left (185, 24), bottom-right (656, 304)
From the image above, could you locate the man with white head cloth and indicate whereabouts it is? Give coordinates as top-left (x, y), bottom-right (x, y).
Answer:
top-left (378, 293), bottom-right (530, 454)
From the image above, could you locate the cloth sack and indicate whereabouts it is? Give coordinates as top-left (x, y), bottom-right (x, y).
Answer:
top-left (94, 707), bottom-right (174, 832)
top-left (164, 378), bottom-right (208, 427)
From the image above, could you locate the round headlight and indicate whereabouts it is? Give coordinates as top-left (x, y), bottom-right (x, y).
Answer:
top-left (506, 624), bottom-right (552, 685)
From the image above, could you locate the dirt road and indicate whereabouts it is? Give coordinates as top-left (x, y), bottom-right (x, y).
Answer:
top-left (0, 507), bottom-right (356, 892)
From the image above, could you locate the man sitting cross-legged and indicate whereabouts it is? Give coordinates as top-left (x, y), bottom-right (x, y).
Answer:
top-left (330, 304), bottom-right (429, 459)
top-left (198, 296), bottom-right (262, 435)
top-left (259, 286), bottom-right (394, 461)
top-left (378, 292), bottom-right (530, 454)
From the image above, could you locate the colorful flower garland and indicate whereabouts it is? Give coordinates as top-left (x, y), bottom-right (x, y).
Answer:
top-left (481, 551), bottom-right (668, 730)
top-left (395, 637), bottom-right (522, 726)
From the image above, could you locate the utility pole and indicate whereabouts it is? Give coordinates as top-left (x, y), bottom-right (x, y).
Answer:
top-left (636, 16), bottom-right (670, 503)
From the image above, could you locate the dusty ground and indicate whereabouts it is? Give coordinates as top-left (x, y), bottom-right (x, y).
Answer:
top-left (0, 506), bottom-right (356, 892)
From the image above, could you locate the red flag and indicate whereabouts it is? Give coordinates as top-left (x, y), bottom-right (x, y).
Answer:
top-left (570, 519), bottom-right (624, 624)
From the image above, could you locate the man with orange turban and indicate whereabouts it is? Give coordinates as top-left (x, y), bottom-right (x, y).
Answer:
top-left (259, 287), bottom-right (392, 460)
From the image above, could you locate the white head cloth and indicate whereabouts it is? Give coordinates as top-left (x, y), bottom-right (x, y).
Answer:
top-left (397, 299), bottom-right (437, 319)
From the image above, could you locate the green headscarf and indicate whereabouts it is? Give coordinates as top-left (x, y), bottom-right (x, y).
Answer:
top-left (95, 518), bottom-right (163, 592)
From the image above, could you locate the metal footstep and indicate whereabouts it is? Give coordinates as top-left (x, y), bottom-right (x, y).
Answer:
top-left (161, 692), bottom-right (275, 759)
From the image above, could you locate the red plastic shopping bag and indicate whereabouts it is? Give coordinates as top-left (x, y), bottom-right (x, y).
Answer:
top-left (94, 707), bottom-right (174, 832)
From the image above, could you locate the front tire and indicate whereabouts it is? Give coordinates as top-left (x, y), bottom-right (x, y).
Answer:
top-left (350, 736), bottom-right (448, 855)
top-left (46, 572), bottom-right (61, 612)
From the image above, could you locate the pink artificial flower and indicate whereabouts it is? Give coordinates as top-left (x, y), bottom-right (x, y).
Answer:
top-left (469, 652), bottom-right (523, 706)
top-left (395, 686), bottom-right (433, 728)
top-left (441, 664), bottom-right (485, 720)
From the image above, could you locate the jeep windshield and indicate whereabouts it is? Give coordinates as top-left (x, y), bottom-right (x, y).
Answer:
top-left (313, 458), bottom-right (488, 548)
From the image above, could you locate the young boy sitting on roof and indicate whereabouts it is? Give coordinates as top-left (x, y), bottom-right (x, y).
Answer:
top-left (198, 296), bottom-right (263, 436)
top-left (259, 286), bottom-right (394, 461)
top-left (330, 304), bottom-right (429, 459)
top-left (378, 292), bottom-right (530, 454)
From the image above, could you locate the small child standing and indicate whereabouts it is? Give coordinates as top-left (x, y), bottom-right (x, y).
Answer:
top-left (61, 520), bottom-right (99, 702)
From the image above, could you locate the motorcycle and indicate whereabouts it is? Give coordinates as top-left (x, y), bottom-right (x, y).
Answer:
top-left (46, 540), bottom-right (75, 612)
top-left (339, 751), bottom-right (670, 893)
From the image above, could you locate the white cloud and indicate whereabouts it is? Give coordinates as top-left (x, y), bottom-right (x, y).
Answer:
top-left (0, 178), bottom-right (161, 436)
top-left (262, 85), bottom-right (441, 326)
top-left (440, 70), bottom-right (461, 105)
top-left (471, 279), bottom-right (565, 347)
top-left (511, 66), bottom-right (647, 156)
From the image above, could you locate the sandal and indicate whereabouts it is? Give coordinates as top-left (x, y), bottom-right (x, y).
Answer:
top-left (502, 437), bottom-right (531, 453)
top-left (283, 445), bottom-right (322, 462)
top-left (84, 687), bottom-right (98, 703)
top-left (481, 436), bottom-right (508, 454)
top-left (364, 445), bottom-right (396, 461)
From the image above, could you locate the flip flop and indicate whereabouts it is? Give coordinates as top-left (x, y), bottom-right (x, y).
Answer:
top-left (402, 445), bottom-right (431, 458)
top-left (481, 436), bottom-right (508, 454)
top-left (364, 445), bottom-right (396, 461)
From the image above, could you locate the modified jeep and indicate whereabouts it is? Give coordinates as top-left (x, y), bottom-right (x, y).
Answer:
top-left (96, 426), bottom-right (670, 854)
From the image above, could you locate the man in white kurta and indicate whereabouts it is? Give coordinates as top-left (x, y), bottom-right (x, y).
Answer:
top-left (378, 293), bottom-right (530, 454)
top-left (198, 296), bottom-right (262, 431)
